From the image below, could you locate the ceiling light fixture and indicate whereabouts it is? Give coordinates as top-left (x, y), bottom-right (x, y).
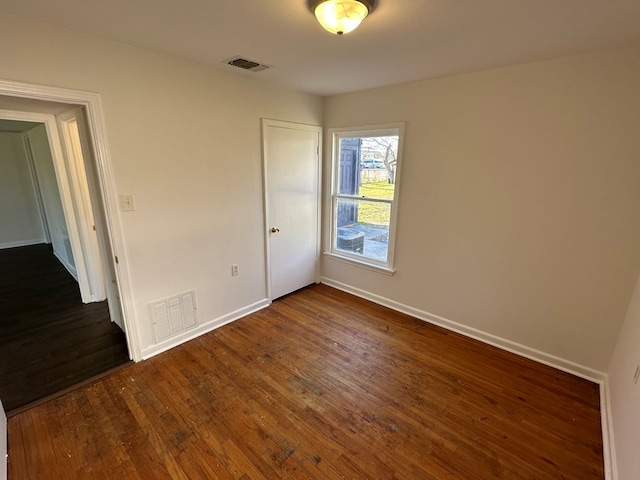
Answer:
top-left (308, 0), bottom-right (377, 35)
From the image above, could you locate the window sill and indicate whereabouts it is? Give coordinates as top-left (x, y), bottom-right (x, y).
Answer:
top-left (323, 251), bottom-right (395, 276)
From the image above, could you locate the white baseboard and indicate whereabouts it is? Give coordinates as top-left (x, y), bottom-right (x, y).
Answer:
top-left (321, 277), bottom-right (604, 381)
top-left (320, 276), bottom-right (616, 480)
top-left (141, 298), bottom-right (270, 360)
top-left (53, 249), bottom-right (78, 281)
top-left (0, 239), bottom-right (46, 250)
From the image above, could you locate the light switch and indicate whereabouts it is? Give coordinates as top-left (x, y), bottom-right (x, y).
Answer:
top-left (119, 194), bottom-right (135, 212)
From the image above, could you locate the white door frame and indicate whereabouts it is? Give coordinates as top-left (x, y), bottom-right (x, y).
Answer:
top-left (0, 79), bottom-right (141, 361)
top-left (261, 118), bottom-right (322, 301)
top-left (56, 108), bottom-right (107, 302)
top-left (57, 107), bottom-right (124, 329)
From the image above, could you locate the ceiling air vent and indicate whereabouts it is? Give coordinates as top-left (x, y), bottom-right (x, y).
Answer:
top-left (224, 56), bottom-right (271, 72)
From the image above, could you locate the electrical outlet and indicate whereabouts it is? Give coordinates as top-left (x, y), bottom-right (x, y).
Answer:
top-left (634, 364), bottom-right (640, 385)
top-left (231, 264), bottom-right (239, 276)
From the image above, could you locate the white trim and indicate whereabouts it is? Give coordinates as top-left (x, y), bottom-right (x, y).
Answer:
top-left (56, 108), bottom-right (107, 302)
top-left (0, 79), bottom-right (141, 361)
top-left (261, 120), bottom-right (273, 301)
top-left (262, 119), bottom-right (322, 132)
top-left (321, 276), bottom-right (617, 479)
top-left (141, 298), bottom-right (270, 359)
top-left (0, 239), bottom-right (46, 250)
top-left (321, 276), bottom-right (604, 381)
top-left (337, 194), bottom-right (393, 204)
top-left (323, 251), bottom-right (395, 275)
top-left (600, 377), bottom-right (618, 480)
top-left (326, 122), bottom-right (404, 272)
top-left (261, 118), bottom-right (322, 300)
top-left (53, 249), bottom-right (77, 280)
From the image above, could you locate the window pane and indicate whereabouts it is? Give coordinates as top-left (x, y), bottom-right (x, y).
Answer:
top-left (338, 136), bottom-right (398, 199)
top-left (335, 197), bottom-right (390, 263)
top-left (330, 124), bottom-right (403, 270)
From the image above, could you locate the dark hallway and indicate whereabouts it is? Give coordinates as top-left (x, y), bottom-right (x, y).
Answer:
top-left (0, 244), bottom-right (130, 413)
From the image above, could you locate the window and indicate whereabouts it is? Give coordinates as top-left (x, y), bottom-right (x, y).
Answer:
top-left (327, 123), bottom-right (404, 272)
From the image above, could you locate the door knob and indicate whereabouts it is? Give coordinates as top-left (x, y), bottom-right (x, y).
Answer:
top-left (271, 227), bottom-right (280, 233)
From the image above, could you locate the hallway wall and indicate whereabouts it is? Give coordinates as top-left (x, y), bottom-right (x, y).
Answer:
top-left (0, 132), bottom-right (44, 248)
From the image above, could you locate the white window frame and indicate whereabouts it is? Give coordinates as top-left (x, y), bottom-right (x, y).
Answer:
top-left (325, 123), bottom-right (404, 274)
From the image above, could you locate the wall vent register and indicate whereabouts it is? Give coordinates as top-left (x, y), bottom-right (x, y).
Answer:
top-left (151, 290), bottom-right (198, 342)
top-left (224, 56), bottom-right (271, 72)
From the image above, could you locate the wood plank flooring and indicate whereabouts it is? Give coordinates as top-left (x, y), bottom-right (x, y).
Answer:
top-left (0, 244), bottom-right (130, 412)
top-left (7, 284), bottom-right (604, 479)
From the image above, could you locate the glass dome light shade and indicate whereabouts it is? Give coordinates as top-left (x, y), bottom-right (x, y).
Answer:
top-left (313, 0), bottom-right (370, 35)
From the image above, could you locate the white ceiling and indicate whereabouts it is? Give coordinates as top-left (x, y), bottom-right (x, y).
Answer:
top-left (1, 0), bottom-right (639, 96)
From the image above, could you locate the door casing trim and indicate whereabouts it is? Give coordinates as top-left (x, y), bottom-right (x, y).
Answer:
top-left (0, 78), bottom-right (141, 361)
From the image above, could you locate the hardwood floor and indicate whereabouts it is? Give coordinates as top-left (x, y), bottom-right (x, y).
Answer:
top-left (7, 284), bottom-right (604, 479)
top-left (0, 244), bottom-right (130, 412)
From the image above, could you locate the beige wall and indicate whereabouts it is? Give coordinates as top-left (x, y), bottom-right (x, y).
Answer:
top-left (323, 44), bottom-right (640, 372)
top-left (0, 13), bottom-right (322, 352)
top-left (608, 272), bottom-right (640, 480)
top-left (0, 132), bottom-right (45, 247)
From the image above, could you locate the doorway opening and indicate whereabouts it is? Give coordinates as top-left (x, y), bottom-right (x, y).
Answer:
top-left (0, 81), bottom-right (137, 413)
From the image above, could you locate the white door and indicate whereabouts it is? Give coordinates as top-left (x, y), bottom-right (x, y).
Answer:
top-left (56, 108), bottom-right (107, 303)
top-left (263, 120), bottom-right (321, 300)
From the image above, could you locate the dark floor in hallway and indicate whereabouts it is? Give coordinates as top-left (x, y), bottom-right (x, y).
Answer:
top-left (0, 244), bottom-right (130, 413)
